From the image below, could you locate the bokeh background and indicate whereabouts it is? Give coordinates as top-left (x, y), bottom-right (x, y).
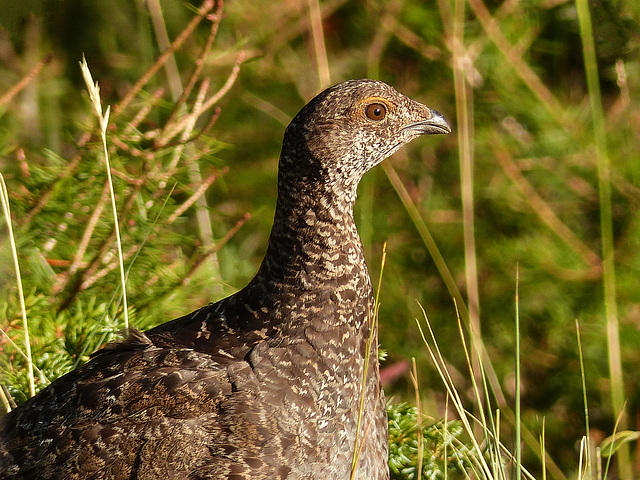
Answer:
top-left (1, 0), bottom-right (639, 477)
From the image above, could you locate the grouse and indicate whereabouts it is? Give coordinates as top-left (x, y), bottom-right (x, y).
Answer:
top-left (0, 79), bottom-right (450, 479)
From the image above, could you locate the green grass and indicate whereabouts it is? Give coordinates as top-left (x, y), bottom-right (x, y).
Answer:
top-left (1, 0), bottom-right (639, 478)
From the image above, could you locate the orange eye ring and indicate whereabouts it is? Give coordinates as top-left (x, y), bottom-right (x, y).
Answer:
top-left (365, 103), bottom-right (386, 121)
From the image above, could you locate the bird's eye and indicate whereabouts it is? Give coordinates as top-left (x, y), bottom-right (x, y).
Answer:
top-left (365, 103), bottom-right (386, 121)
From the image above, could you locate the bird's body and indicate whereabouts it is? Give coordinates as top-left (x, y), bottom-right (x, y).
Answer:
top-left (0, 79), bottom-right (449, 479)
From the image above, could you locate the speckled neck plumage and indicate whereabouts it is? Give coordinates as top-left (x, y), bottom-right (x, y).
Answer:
top-left (248, 157), bottom-right (372, 326)
top-left (0, 79), bottom-right (450, 480)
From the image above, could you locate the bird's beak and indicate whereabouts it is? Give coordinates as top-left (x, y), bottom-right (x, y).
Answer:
top-left (402, 109), bottom-right (451, 135)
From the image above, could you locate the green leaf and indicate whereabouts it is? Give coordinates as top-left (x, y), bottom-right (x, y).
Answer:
top-left (599, 430), bottom-right (640, 458)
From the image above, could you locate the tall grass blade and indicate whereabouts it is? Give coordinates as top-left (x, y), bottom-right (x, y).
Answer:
top-left (0, 385), bottom-right (11, 412)
top-left (0, 173), bottom-right (35, 398)
top-left (382, 162), bottom-right (469, 324)
top-left (351, 243), bottom-right (387, 479)
top-left (515, 267), bottom-right (522, 480)
top-left (578, 436), bottom-right (587, 480)
top-left (414, 305), bottom-right (493, 478)
top-left (79, 57), bottom-right (129, 331)
top-left (409, 357), bottom-right (423, 480)
top-left (574, 0), bottom-right (629, 476)
top-left (452, 0), bottom-right (483, 421)
top-left (307, 0), bottom-right (331, 89)
top-left (576, 320), bottom-right (592, 477)
top-left (541, 417), bottom-right (547, 480)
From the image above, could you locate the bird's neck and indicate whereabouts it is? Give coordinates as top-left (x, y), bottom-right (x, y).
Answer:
top-left (242, 174), bottom-right (374, 333)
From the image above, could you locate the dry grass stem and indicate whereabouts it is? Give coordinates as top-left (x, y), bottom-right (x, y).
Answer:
top-left (0, 174), bottom-right (35, 397)
top-left (382, 161), bottom-right (469, 323)
top-left (80, 56), bottom-right (129, 330)
top-left (515, 267), bottom-right (522, 479)
top-left (262, 0), bottom-right (347, 63)
top-left (121, 88), bottom-right (166, 137)
top-left (541, 417), bottom-right (547, 480)
top-left (415, 305), bottom-right (492, 478)
top-left (240, 92), bottom-right (291, 126)
top-left (70, 181), bottom-right (111, 276)
top-left (0, 325), bottom-right (50, 385)
top-left (307, 0), bottom-right (331, 89)
top-left (575, 0), bottom-right (628, 474)
top-left (410, 357), bottom-right (423, 480)
top-left (166, 169), bottom-right (227, 225)
top-left (351, 243), bottom-right (386, 479)
top-left (576, 320), bottom-right (595, 477)
top-left (451, 0), bottom-right (483, 431)
top-left (147, 0), bottom-right (183, 101)
top-left (366, 0), bottom-right (402, 79)
top-left (0, 385), bottom-right (11, 413)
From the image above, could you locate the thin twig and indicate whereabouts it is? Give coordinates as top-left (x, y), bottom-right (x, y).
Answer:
top-left (492, 141), bottom-right (602, 271)
top-left (112, 0), bottom-right (216, 118)
top-left (24, 143), bottom-right (88, 225)
top-left (50, 180), bottom-right (111, 296)
top-left (166, 78), bottom-right (210, 169)
top-left (466, 0), bottom-right (566, 123)
top-left (166, 169), bottom-right (227, 225)
top-left (165, 0), bottom-right (226, 128)
top-left (0, 54), bottom-right (52, 108)
top-left (121, 87), bottom-right (165, 136)
top-left (200, 50), bottom-right (246, 113)
top-left (71, 181), bottom-right (111, 275)
top-left (180, 212), bottom-right (251, 288)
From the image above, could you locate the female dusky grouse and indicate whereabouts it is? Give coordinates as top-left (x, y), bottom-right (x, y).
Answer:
top-left (0, 79), bottom-right (450, 479)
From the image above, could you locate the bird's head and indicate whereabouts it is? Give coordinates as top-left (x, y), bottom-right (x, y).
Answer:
top-left (280, 79), bottom-right (450, 196)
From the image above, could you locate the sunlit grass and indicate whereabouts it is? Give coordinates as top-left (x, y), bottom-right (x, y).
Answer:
top-left (0, 173), bottom-right (34, 399)
top-left (79, 56), bottom-right (128, 331)
top-left (352, 243), bottom-right (388, 479)
top-left (575, 0), bottom-right (628, 477)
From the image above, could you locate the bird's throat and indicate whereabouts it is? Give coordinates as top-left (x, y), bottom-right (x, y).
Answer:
top-left (243, 183), bottom-right (374, 335)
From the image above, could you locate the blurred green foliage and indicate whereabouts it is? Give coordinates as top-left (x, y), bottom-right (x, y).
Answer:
top-left (1, 0), bottom-right (639, 477)
top-left (388, 402), bottom-right (472, 480)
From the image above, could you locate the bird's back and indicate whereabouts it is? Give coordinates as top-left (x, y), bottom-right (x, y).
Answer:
top-left (1, 301), bottom-right (385, 479)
